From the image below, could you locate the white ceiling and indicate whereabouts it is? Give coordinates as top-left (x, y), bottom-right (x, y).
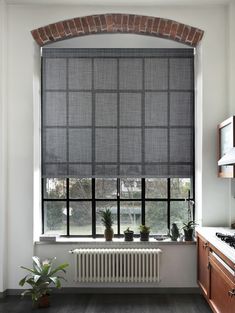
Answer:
top-left (4, 0), bottom-right (235, 6)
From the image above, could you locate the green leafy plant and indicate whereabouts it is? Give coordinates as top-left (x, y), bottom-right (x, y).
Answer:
top-left (19, 256), bottom-right (69, 304)
top-left (182, 220), bottom-right (198, 231)
top-left (99, 208), bottom-right (114, 230)
top-left (139, 224), bottom-right (150, 233)
top-left (124, 227), bottom-right (133, 233)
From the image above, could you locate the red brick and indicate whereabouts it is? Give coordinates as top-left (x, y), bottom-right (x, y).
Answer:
top-left (158, 19), bottom-right (166, 35)
top-left (86, 16), bottom-right (96, 33)
top-left (182, 26), bottom-right (190, 42)
top-left (74, 18), bottom-right (84, 34)
top-left (68, 19), bottom-right (77, 36)
top-left (99, 14), bottom-right (107, 31)
top-left (192, 30), bottom-right (204, 46)
top-left (176, 23), bottom-right (184, 39)
top-left (106, 14), bottom-right (114, 32)
top-left (152, 17), bottom-right (160, 34)
top-left (31, 14), bottom-right (204, 47)
top-left (31, 29), bottom-right (44, 46)
top-left (165, 20), bottom-right (172, 36)
top-left (81, 17), bottom-right (89, 33)
top-left (134, 15), bottom-right (141, 32)
top-left (146, 18), bottom-right (154, 34)
top-left (55, 22), bottom-right (65, 37)
top-left (186, 27), bottom-right (196, 43)
top-left (122, 15), bottom-right (128, 32)
top-left (93, 16), bottom-right (101, 32)
top-left (128, 14), bottom-right (135, 32)
top-left (169, 23), bottom-right (178, 39)
top-left (62, 21), bottom-right (71, 36)
top-left (44, 26), bottom-right (53, 41)
top-left (140, 16), bottom-right (147, 32)
top-left (38, 27), bottom-right (48, 42)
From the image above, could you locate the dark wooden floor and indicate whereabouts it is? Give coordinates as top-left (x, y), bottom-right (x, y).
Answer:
top-left (0, 294), bottom-right (212, 313)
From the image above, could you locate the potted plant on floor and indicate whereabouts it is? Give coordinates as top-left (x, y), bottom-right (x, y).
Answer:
top-left (182, 221), bottom-right (198, 241)
top-left (100, 208), bottom-right (114, 241)
top-left (124, 227), bottom-right (134, 241)
top-left (139, 224), bottom-right (150, 241)
top-left (19, 256), bottom-right (68, 308)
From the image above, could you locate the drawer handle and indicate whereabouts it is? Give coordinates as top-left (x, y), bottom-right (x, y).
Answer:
top-left (228, 290), bottom-right (235, 297)
top-left (203, 242), bottom-right (208, 249)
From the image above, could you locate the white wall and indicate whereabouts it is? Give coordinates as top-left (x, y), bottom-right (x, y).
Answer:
top-left (2, 3), bottom-right (231, 290)
top-left (228, 2), bottom-right (235, 226)
top-left (0, 0), bottom-right (8, 294)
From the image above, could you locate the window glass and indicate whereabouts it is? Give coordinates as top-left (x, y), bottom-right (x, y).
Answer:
top-left (44, 178), bottom-right (66, 199)
top-left (171, 178), bottom-right (192, 199)
top-left (96, 201), bottom-right (118, 234)
top-left (120, 178), bottom-right (141, 199)
top-left (44, 201), bottom-right (67, 235)
top-left (70, 201), bottom-right (92, 235)
top-left (69, 178), bottom-right (92, 199)
top-left (146, 178), bottom-right (167, 199)
top-left (95, 179), bottom-right (117, 199)
top-left (145, 201), bottom-right (168, 234)
top-left (120, 201), bottom-right (141, 233)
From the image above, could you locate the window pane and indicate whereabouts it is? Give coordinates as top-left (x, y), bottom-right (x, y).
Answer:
top-left (145, 201), bottom-right (168, 234)
top-left (95, 179), bottom-right (117, 199)
top-left (69, 178), bottom-right (92, 199)
top-left (96, 202), bottom-right (117, 235)
top-left (120, 201), bottom-right (141, 233)
top-left (171, 178), bottom-right (192, 199)
top-left (170, 201), bottom-right (189, 230)
top-left (70, 201), bottom-right (92, 235)
top-left (146, 178), bottom-right (167, 199)
top-left (120, 178), bottom-right (141, 199)
top-left (44, 178), bottom-right (66, 199)
top-left (44, 201), bottom-right (67, 235)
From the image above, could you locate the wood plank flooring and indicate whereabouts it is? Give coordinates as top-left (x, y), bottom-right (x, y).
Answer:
top-left (0, 294), bottom-right (212, 313)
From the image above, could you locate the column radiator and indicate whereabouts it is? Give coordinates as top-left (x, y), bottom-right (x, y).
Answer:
top-left (70, 248), bottom-right (162, 284)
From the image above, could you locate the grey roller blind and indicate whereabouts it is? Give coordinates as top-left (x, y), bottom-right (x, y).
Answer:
top-left (42, 48), bottom-right (194, 178)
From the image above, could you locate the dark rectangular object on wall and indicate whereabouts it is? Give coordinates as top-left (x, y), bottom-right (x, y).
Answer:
top-left (217, 115), bottom-right (235, 178)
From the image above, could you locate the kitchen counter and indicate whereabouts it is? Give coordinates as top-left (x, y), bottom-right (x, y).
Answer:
top-left (196, 226), bottom-right (235, 264)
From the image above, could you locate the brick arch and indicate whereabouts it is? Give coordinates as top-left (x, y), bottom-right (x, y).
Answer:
top-left (31, 13), bottom-right (204, 47)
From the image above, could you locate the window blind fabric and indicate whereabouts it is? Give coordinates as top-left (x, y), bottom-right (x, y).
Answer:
top-left (42, 48), bottom-right (194, 178)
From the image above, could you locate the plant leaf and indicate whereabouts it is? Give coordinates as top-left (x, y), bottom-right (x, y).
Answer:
top-left (19, 275), bottom-right (29, 286)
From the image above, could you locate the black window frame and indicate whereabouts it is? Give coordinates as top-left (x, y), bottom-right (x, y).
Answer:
top-left (41, 177), bottom-right (195, 237)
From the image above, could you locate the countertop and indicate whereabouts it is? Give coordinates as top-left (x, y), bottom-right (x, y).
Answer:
top-left (196, 227), bottom-right (235, 264)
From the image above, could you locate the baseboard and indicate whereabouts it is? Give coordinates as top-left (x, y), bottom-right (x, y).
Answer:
top-left (3, 287), bottom-right (200, 296)
top-left (0, 290), bottom-right (7, 298)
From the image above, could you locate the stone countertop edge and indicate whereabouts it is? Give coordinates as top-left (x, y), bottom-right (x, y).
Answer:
top-left (196, 226), bottom-right (235, 264)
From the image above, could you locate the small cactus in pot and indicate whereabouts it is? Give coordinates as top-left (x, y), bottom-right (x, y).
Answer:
top-left (139, 224), bottom-right (150, 241)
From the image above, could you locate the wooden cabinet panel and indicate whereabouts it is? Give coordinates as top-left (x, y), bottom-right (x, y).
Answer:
top-left (197, 234), bottom-right (210, 298)
top-left (209, 254), bottom-right (235, 313)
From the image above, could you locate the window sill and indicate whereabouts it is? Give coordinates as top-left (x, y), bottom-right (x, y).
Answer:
top-left (34, 237), bottom-right (196, 246)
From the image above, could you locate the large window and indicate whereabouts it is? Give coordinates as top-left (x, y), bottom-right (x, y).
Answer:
top-left (42, 177), bottom-right (194, 237)
top-left (41, 48), bottom-right (195, 237)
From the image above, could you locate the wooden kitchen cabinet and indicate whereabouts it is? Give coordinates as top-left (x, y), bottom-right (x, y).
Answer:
top-left (197, 233), bottom-right (235, 313)
top-left (197, 234), bottom-right (210, 298)
top-left (209, 252), bottom-right (235, 313)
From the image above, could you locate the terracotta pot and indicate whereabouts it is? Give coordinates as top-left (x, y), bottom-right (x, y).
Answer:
top-left (104, 228), bottom-right (113, 241)
top-left (38, 294), bottom-right (50, 308)
top-left (140, 232), bottom-right (149, 241)
top-left (184, 229), bottom-right (194, 241)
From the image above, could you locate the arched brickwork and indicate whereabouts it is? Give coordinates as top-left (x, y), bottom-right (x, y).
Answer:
top-left (31, 13), bottom-right (204, 47)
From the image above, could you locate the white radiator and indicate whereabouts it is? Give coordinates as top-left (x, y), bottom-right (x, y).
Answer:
top-left (70, 248), bottom-right (162, 284)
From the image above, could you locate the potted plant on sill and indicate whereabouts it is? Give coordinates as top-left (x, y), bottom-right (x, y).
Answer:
top-left (19, 256), bottom-right (68, 308)
top-left (169, 223), bottom-right (180, 241)
top-left (124, 227), bottom-right (134, 241)
top-left (182, 221), bottom-right (198, 241)
top-left (139, 224), bottom-right (150, 241)
top-left (100, 208), bottom-right (114, 241)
